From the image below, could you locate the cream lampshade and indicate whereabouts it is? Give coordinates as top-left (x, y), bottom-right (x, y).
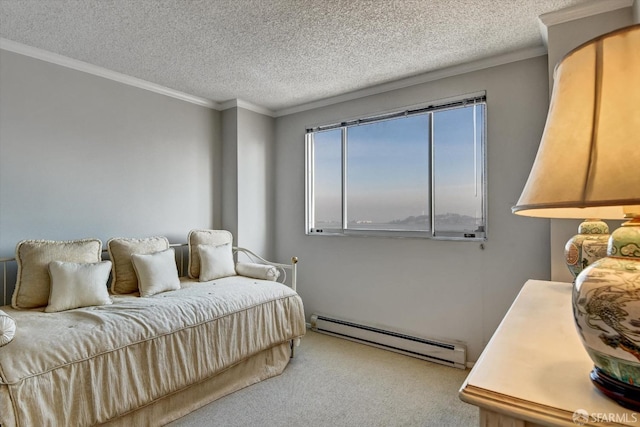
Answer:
top-left (512, 24), bottom-right (640, 218)
top-left (512, 24), bottom-right (640, 409)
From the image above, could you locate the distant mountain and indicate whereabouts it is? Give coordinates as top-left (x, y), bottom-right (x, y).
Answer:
top-left (389, 215), bottom-right (429, 225)
top-left (320, 212), bottom-right (481, 230)
top-left (389, 213), bottom-right (477, 226)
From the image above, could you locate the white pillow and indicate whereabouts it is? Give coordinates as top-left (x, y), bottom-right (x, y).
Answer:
top-left (46, 261), bottom-right (113, 313)
top-left (198, 243), bottom-right (236, 281)
top-left (108, 236), bottom-right (170, 294)
top-left (0, 310), bottom-right (16, 347)
top-left (187, 229), bottom-right (233, 279)
top-left (236, 262), bottom-right (280, 281)
top-left (131, 248), bottom-right (181, 297)
top-left (13, 238), bottom-right (103, 309)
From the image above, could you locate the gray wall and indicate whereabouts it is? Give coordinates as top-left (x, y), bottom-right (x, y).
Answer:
top-left (0, 50), bottom-right (222, 257)
top-left (236, 108), bottom-right (275, 257)
top-left (274, 56), bottom-right (551, 361)
top-left (221, 108), bottom-right (239, 241)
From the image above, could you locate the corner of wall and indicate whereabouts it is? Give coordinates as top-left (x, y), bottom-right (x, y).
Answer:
top-left (224, 107), bottom-right (277, 259)
top-left (221, 108), bottom-right (239, 242)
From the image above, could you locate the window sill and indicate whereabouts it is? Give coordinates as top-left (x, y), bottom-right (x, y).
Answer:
top-left (307, 229), bottom-right (486, 241)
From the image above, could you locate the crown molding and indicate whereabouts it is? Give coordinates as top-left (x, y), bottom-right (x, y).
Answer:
top-left (0, 37), bottom-right (553, 119)
top-left (537, 0), bottom-right (633, 54)
top-left (274, 45), bottom-right (547, 117)
top-left (219, 99), bottom-right (276, 117)
top-left (539, 0), bottom-right (633, 27)
top-left (0, 38), bottom-right (220, 110)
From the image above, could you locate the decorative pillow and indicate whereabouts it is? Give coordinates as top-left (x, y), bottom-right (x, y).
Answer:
top-left (108, 236), bottom-right (170, 294)
top-left (187, 230), bottom-right (233, 279)
top-left (131, 248), bottom-right (181, 297)
top-left (0, 310), bottom-right (16, 347)
top-left (236, 262), bottom-right (280, 281)
top-left (12, 239), bottom-right (103, 309)
top-left (198, 243), bottom-right (237, 281)
top-left (45, 261), bottom-right (113, 313)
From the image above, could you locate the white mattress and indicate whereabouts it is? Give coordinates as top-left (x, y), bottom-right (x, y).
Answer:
top-left (0, 276), bottom-right (305, 426)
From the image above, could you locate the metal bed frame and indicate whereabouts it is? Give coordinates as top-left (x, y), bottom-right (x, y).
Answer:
top-left (0, 243), bottom-right (298, 307)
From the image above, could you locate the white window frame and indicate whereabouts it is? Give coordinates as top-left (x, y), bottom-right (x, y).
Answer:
top-left (305, 93), bottom-right (487, 241)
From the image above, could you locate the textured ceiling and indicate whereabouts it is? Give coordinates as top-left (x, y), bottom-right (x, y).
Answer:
top-left (0, 0), bottom-right (592, 112)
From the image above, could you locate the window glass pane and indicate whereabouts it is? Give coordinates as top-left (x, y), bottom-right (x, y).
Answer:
top-left (346, 115), bottom-right (430, 231)
top-left (305, 96), bottom-right (486, 240)
top-left (433, 104), bottom-right (485, 235)
top-left (312, 129), bottom-right (342, 228)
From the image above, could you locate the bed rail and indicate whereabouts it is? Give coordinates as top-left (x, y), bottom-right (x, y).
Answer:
top-left (0, 244), bottom-right (298, 306)
top-left (0, 256), bottom-right (15, 308)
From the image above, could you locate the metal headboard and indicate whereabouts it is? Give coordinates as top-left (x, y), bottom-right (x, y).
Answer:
top-left (0, 243), bottom-right (298, 307)
top-left (0, 256), bottom-right (16, 308)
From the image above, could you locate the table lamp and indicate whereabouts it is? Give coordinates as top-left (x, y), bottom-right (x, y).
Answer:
top-left (512, 24), bottom-right (640, 409)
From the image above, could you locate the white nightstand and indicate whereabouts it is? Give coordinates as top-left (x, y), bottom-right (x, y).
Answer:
top-left (459, 280), bottom-right (640, 426)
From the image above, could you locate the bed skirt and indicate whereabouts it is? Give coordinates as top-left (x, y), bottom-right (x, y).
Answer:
top-left (100, 341), bottom-right (292, 426)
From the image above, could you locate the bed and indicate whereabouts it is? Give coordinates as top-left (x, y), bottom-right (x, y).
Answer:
top-left (0, 231), bottom-right (305, 426)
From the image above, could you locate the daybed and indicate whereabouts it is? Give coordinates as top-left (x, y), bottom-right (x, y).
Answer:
top-left (0, 230), bottom-right (305, 426)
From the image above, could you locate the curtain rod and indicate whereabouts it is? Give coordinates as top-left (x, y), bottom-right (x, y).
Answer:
top-left (306, 95), bottom-right (486, 133)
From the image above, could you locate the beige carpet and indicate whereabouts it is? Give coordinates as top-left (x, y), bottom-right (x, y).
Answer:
top-left (168, 330), bottom-right (478, 427)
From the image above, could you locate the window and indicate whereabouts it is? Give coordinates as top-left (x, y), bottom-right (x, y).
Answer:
top-left (305, 94), bottom-right (486, 240)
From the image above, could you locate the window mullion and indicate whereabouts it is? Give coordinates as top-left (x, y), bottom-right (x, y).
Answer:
top-left (305, 133), bottom-right (315, 232)
top-left (341, 127), bottom-right (348, 232)
top-left (473, 104), bottom-right (478, 197)
top-left (429, 112), bottom-right (435, 237)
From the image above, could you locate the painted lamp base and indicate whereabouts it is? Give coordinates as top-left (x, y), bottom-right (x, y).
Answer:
top-left (573, 219), bottom-right (640, 408)
top-left (564, 219), bottom-right (609, 280)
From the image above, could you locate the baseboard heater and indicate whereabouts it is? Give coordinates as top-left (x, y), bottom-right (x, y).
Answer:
top-left (310, 313), bottom-right (466, 369)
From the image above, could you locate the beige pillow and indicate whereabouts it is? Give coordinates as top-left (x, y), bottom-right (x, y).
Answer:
top-left (131, 248), bottom-right (181, 297)
top-left (12, 239), bottom-right (103, 309)
top-left (198, 243), bottom-right (237, 281)
top-left (108, 236), bottom-right (169, 294)
top-left (0, 310), bottom-right (16, 347)
top-left (45, 261), bottom-right (113, 313)
top-left (236, 262), bottom-right (280, 281)
top-left (187, 230), bottom-right (233, 279)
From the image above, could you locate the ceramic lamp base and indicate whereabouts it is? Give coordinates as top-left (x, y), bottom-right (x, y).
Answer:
top-left (590, 367), bottom-right (640, 411)
top-left (564, 219), bottom-right (609, 280)
top-left (574, 218), bottom-right (640, 411)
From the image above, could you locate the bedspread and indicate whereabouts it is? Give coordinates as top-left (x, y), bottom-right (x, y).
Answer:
top-left (0, 276), bottom-right (305, 426)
